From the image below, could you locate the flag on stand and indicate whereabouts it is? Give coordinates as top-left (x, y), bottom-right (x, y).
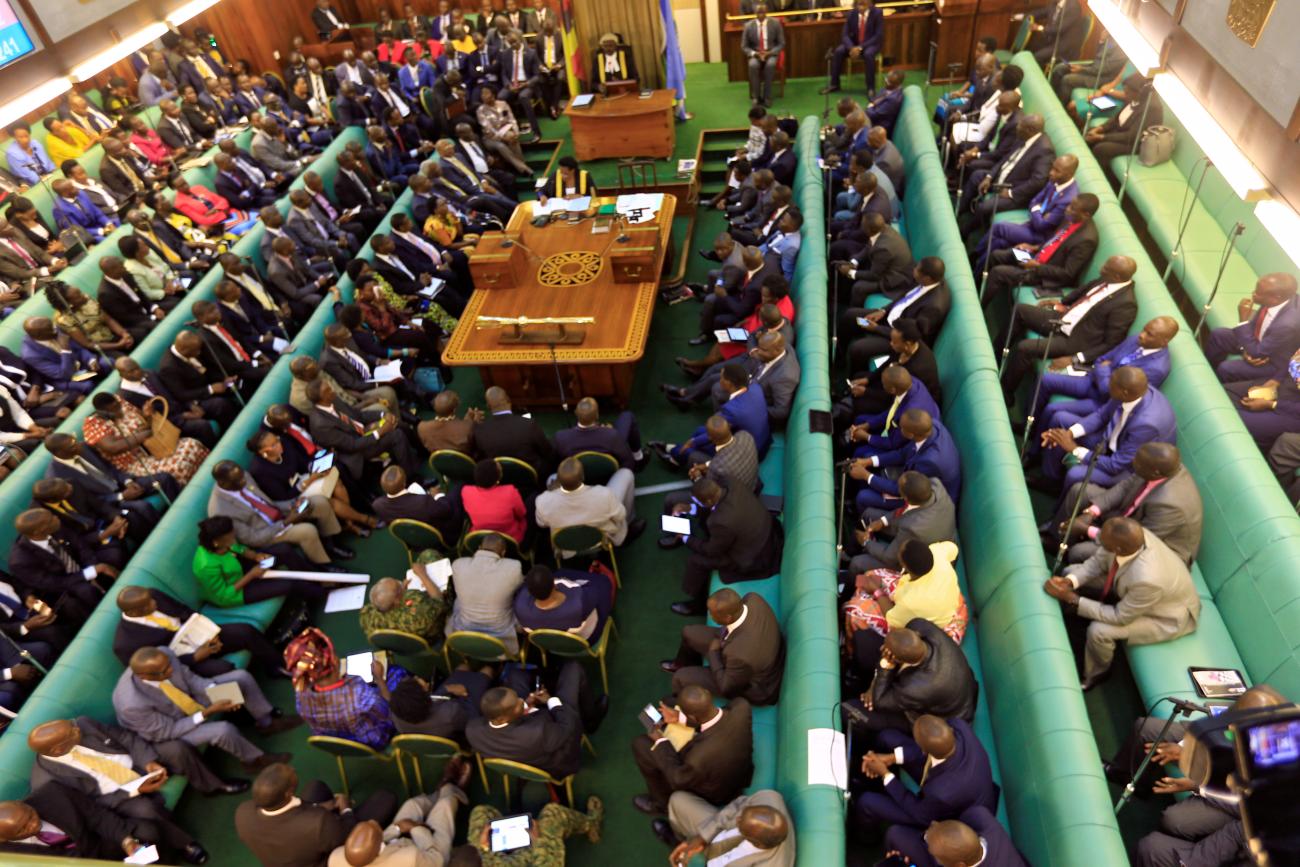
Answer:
top-left (560, 0), bottom-right (584, 97)
top-left (659, 0), bottom-right (688, 119)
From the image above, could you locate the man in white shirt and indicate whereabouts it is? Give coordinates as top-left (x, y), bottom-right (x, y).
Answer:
top-left (535, 457), bottom-right (642, 553)
top-left (663, 789), bottom-right (795, 866)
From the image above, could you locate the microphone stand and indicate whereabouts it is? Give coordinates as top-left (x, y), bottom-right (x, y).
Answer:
top-left (953, 159), bottom-right (967, 217)
top-left (1020, 322), bottom-right (1062, 460)
top-left (1079, 39), bottom-right (1112, 131)
top-left (1045, 0), bottom-right (1066, 81)
top-left (977, 182), bottom-right (1013, 304)
top-left (1115, 697), bottom-right (1198, 816)
top-left (997, 300), bottom-right (1021, 378)
top-left (0, 628), bottom-right (49, 676)
top-left (1161, 158), bottom-right (1213, 284)
top-left (1048, 425), bottom-right (1102, 574)
top-left (826, 163), bottom-right (840, 357)
top-left (46, 283), bottom-right (115, 369)
top-left (835, 459), bottom-right (849, 560)
top-left (821, 48), bottom-right (834, 122)
top-left (1192, 223), bottom-right (1246, 341)
top-left (546, 340), bottom-right (568, 411)
top-left (1115, 90), bottom-right (1155, 207)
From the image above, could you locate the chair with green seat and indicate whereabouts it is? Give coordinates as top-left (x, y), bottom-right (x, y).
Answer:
top-left (429, 449), bottom-right (476, 486)
top-left (495, 456), bottom-right (539, 490)
top-left (573, 450), bottom-right (618, 486)
top-left (479, 756), bottom-right (578, 807)
top-left (369, 628), bottom-right (437, 658)
top-left (389, 518), bottom-right (452, 565)
top-left (461, 528), bottom-right (527, 563)
top-left (996, 16), bottom-right (1034, 65)
top-left (444, 630), bottom-right (525, 670)
top-left (526, 618), bottom-right (618, 693)
top-left (550, 524), bottom-right (620, 588)
top-left (307, 735), bottom-right (396, 796)
top-left (390, 733), bottom-right (486, 794)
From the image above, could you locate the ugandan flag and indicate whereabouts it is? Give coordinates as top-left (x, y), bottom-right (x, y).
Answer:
top-left (560, 0), bottom-right (585, 96)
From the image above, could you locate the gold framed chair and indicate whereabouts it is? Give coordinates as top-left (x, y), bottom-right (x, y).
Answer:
top-left (430, 448), bottom-right (477, 486)
top-left (461, 528), bottom-right (527, 564)
top-left (495, 456), bottom-right (539, 490)
top-left (478, 737), bottom-right (595, 807)
top-left (573, 450), bottom-right (619, 486)
top-left (307, 735), bottom-right (394, 797)
top-left (388, 519), bottom-right (451, 565)
top-left (368, 628), bottom-right (435, 657)
top-left (443, 630), bottom-right (525, 671)
top-left (551, 524), bottom-right (620, 588)
top-left (390, 733), bottom-right (488, 793)
top-left (526, 617), bottom-right (617, 693)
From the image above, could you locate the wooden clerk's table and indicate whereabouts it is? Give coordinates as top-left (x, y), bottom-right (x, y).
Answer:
top-left (443, 196), bottom-right (677, 407)
top-left (563, 90), bottom-right (677, 161)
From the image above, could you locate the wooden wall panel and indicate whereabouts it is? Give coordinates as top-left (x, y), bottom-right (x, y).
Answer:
top-left (191, 0), bottom-right (311, 76)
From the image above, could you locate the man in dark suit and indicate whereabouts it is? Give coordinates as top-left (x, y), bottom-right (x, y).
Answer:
top-left (371, 464), bottom-right (460, 542)
top-left (157, 330), bottom-right (244, 426)
top-left (1086, 73), bottom-right (1163, 172)
top-left (960, 115), bottom-right (1055, 229)
top-left (126, 209), bottom-right (211, 279)
top-left (553, 397), bottom-right (646, 471)
top-left (334, 83), bottom-right (374, 129)
top-left (497, 32), bottom-right (543, 136)
top-left (235, 762), bottom-right (397, 867)
top-left (999, 255), bottom-right (1141, 398)
top-left (334, 151), bottom-right (395, 227)
top-left (113, 584), bottom-right (283, 677)
top-left (951, 91), bottom-right (1020, 178)
top-left (114, 355), bottom-right (220, 447)
top-left (306, 378), bottom-right (419, 479)
top-left (368, 233), bottom-right (448, 303)
top-left (850, 408), bottom-right (962, 513)
top-left (192, 308), bottom-right (272, 395)
top-left (213, 153), bottom-right (277, 210)
top-left (9, 507), bottom-right (116, 622)
top-left (631, 684), bottom-right (753, 815)
top-left (1204, 273), bottom-right (1300, 383)
top-left (850, 470), bottom-right (956, 572)
top-left (44, 431), bottom-right (173, 522)
top-left (266, 235), bottom-right (331, 323)
top-left (156, 99), bottom-right (208, 154)
top-left (888, 806), bottom-right (1029, 867)
top-left (850, 621), bottom-right (978, 730)
top-left (663, 588), bottom-right (784, 706)
top-left (318, 323), bottom-right (400, 411)
top-left (840, 256), bottom-right (950, 370)
top-left (672, 477), bottom-right (783, 616)
top-left (30, 476), bottom-right (136, 556)
top-left (755, 130), bottom-right (796, 188)
top-left (866, 70), bottom-right (906, 136)
top-left (1027, 0), bottom-right (1088, 65)
top-left (822, 0), bottom-right (884, 95)
top-left (312, 0), bottom-right (351, 40)
top-left (973, 155), bottom-right (1079, 269)
top-left (980, 193), bottom-right (1099, 306)
top-left (27, 717), bottom-right (220, 862)
top-left (830, 172), bottom-right (891, 236)
top-left (214, 280), bottom-right (286, 362)
top-left (854, 715), bottom-right (998, 832)
top-left (97, 255), bottom-right (169, 341)
top-left (475, 386), bottom-right (558, 476)
top-left (466, 661), bottom-right (602, 780)
top-left (832, 215), bottom-right (916, 305)
top-left (431, 138), bottom-right (517, 223)
top-left (0, 783), bottom-right (162, 859)
top-left (694, 247), bottom-right (781, 345)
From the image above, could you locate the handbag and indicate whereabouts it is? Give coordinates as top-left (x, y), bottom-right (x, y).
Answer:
top-left (1139, 125), bottom-right (1176, 167)
top-left (142, 397), bottom-right (180, 458)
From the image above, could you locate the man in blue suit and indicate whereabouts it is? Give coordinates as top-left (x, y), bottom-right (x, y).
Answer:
top-left (396, 48), bottom-right (437, 102)
top-left (1204, 273), bottom-right (1300, 383)
top-left (850, 409), bottom-right (960, 513)
top-left (1040, 366), bottom-right (1178, 492)
top-left (656, 364), bottom-right (772, 464)
top-left (886, 806), bottom-right (1029, 867)
top-left (866, 71), bottom-right (906, 138)
top-left (973, 154), bottom-right (1078, 269)
top-left (854, 715), bottom-right (999, 832)
top-left (50, 180), bottom-right (117, 237)
top-left (821, 0), bottom-right (884, 95)
top-left (20, 318), bottom-right (103, 395)
top-left (1033, 317), bottom-right (1177, 436)
top-left (848, 367), bottom-right (942, 453)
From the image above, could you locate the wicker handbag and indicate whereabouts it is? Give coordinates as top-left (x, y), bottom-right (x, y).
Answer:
top-left (142, 397), bottom-right (180, 458)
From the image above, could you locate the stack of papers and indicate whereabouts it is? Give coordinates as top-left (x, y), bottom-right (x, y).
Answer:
top-left (324, 584), bottom-right (368, 612)
top-left (369, 360), bottom-right (403, 383)
top-left (168, 613), bottom-right (221, 656)
top-left (408, 558), bottom-right (453, 592)
top-left (615, 193), bottom-right (665, 223)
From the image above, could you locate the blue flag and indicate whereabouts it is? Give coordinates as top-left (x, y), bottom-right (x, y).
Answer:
top-left (659, 0), bottom-right (687, 119)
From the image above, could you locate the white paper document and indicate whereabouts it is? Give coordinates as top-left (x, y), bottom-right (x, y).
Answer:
top-left (369, 360), bottom-right (403, 383)
top-left (407, 559), bottom-right (453, 593)
top-left (615, 193), bottom-right (665, 223)
top-left (168, 613), bottom-right (221, 656)
top-left (205, 681), bottom-right (245, 707)
top-left (264, 569), bottom-right (369, 584)
top-left (325, 584), bottom-right (368, 612)
top-left (125, 843), bottom-right (161, 863)
top-left (807, 727), bottom-right (848, 790)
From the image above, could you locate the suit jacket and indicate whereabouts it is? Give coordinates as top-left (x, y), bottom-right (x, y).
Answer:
top-left (251, 133), bottom-right (303, 175)
top-left (465, 670), bottom-right (583, 778)
top-left (553, 424), bottom-right (633, 469)
top-left (766, 148), bottom-right (796, 188)
top-left (647, 699), bottom-right (753, 805)
top-left (1074, 387), bottom-right (1178, 479)
top-left (741, 19), bottom-right (785, 58)
top-left (1030, 219), bottom-right (1097, 290)
top-left (417, 416), bottom-right (476, 455)
top-left (1033, 0), bottom-right (1088, 58)
top-left (218, 295), bottom-right (281, 351)
top-left (872, 140), bottom-right (905, 198)
top-left (867, 87), bottom-right (904, 136)
top-left (1, 782), bottom-right (140, 859)
top-left (754, 350), bottom-right (800, 425)
top-left (309, 400), bottom-right (383, 477)
top-left (863, 481), bottom-right (958, 568)
top-left (334, 93), bottom-right (374, 128)
top-left (157, 113), bottom-right (203, 150)
top-left (1057, 280), bottom-right (1139, 362)
top-left (684, 789), bottom-right (795, 866)
top-left (0, 232), bottom-right (54, 283)
top-left (1068, 528), bottom-right (1201, 639)
top-left (99, 155), bottom-right (150, 200)
top-left (1229, 296), bottom-right (1300, 377)
top-left (98, 275), bottom-right (160, 333)
top-left (396, 61), bottom-right (437, 101)
top-left (1024, 179), bottom-right (1079, 240)
top-left (207, 477), bottom-right (300, 548)
top-left (8, 529), bottom-right (97, 604)
top-left (373, 488), bottom-right (459, 542)
top-left (882, 280), bottom-right (951, 346)
top-left (334, 167), bottom-right (381, 211)
top-left (535, 483), bottom-right (628, 545)
top-left (112, 648), bottom-right (221, 742)
top-left (51, 191), bottom-right (113, 234)
top-left (871, 619), bottom-right (978, 723)
top-left (267, 252), bottom-right (324, 304)
top-left (1084, 336), bottom-right (1172, 396)
top-left (157, 346), bottom-right (225, 403)
top-left (841, 6), bottom-right (883, 53)
top-left (312, 5), bottom-right (349, 37)
top-left (954, 805), bottom-right (1029, 866)
top-left (20, 336), bottom-right (97, 390)
top-left (112, 588), bottom-right (217, 669)
top-left (214, 167), bottom-right (265, 209)
top-left (854, 226), bottom-right (915, 296)
top-left (497, 47), bottom-right (541, 89)
top-left (687, 483), bottom-right (783, 582)
top-left (1094, 93), bottom-right (1163, 150)
top-left (47, 449), bottom-right (132, 503)
top-left (974, 110), bottom-right (1021, 163)
top-left (1091, 465), bottom-right (1202, 565)
top-left (868, 418), bottom-right (962, 503)
top-left (287, 205), bottom-right (342, 257)
top-left (475, 411), bottom-right (557, 476)
top-left (705, 430), bottom-right (760, 493)
top-left (708, 593), bottom-right (784, 705)
top-left (236, 791), bottom-right (357, 867)
top-left (321, 342), bottom-right (380, 393)
top-left (987, 133), bottom-right (1055, 207)
top-left (882, 717), bottom-right (998, 825)
top-left (31, 716), bottom-right (161, 810)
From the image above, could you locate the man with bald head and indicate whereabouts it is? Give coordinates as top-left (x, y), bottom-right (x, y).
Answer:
top-left (959, 113), bottom-right (1055, 231)
top-left (0, 784), bottom-right (158, 858)
top-left (289, 356), bottom-right (386, 417)
top-left (372, 464), bottom-right (461, 541)
top-left (974, 154), bottom-right (1078, 267)
top-left (535, 456), bottom-right (641, 549)
top-left (885, 806), bottom-right (1028, 867)
top-left (329, 758), bottom-right (472, 866)
top-left (1046, 517), bottom-right (1200, 688)
top-left (1000, 254), bottom-right (1140, 399)
top-left (980, 194), bottom-right (1100, 306)
top-left (9, 506), bottom-right (117, 621)
top-left (20, 315), bottom-right (102, 394)
top-left (360, 572), bottom-right (448, 645)
top-left (663, 587), bottom-right (785, 705)
top-left (416, 389), bottom-right (481, 455)
top-left (660, 787), bottom-right (794, 863)
top-left (28, 717), bottom-right (213, 861)
top-left (1205, 272), bottom-right (1300, 383)
top-left (553, 396), bottom-right (647, 471)
top-left (474, 386), bottom-right (557, 476)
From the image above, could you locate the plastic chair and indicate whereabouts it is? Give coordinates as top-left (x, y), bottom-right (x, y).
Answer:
top-left (307, 736), bottom-right (394, 796)
top-left (390, 733), bottom-right (488, 793)
top-left (389, 518), bottom-right (451, 565)
top-left (444, 630), bottom-right (525, 670)
top-left (526, 617), bottom-right (618, 693)
top-left (495, 456), bottom-right (539, 490)
top-left (430, 448), bottom-right (477, 485)
top-left (573, 450), bottom-right (618, 486)
top-left (550, 524), bottom-right (620, 588)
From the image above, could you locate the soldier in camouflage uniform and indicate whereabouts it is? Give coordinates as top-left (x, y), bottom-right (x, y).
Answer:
top-left (359, 574), bottom-right (448, 643)
top-left (463, 797), bottom-right (603, 865)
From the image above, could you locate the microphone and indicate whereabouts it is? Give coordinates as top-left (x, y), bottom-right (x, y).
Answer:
top-left (839, 700), bottom-right (871, 727)
top-left (1166, 696), bottom-right (1213, 716)
top-left (989, 181), bottom-right (1013, 190)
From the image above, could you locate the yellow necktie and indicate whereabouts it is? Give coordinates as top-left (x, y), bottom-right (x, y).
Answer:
top-left (238, 276), bottom-right (276, 312)
top-left (146, 614), bottom-right (178, 631)
top-left (159, 680), bottom-right (203, 715)
top-left (883, 394), bottom-right (902, 433)
top-left (49, 500), bottom-right (73, 515)
top-left (919, 756), bottom-right (934, 787)
top-left (148, 229), bottom-right (183, 264)
top-left (71, 748), bottom-right (140, 786)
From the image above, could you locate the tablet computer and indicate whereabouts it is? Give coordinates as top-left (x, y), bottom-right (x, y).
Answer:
top-left (1089, 95), bottom-right (1118, 111)
top-left (311, 451), bottom-right (334, 473)
top-left (1189, 667), bottom-right (1248, 700)
top-left (661, 515), bottom-right (692, 536)
top-left (489, 814), bottom-right (533, 852)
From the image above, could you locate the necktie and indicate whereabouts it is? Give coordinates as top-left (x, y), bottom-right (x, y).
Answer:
top-left (145, 613), bottom-right (179, 630)
top-left (894, 285), bottom-right (925, 314)
top-left (314, 193), bottom-right (338, 221)
top-left (214, 325), bottom-right (250, 361)
top-left (718, 625), bottom-right (729, 640)
top-left (1064, 282), bottom-right (1108, 314)
top-left (237, 275), bottom-right (276, 312)
top-left (1253, 308), bottom-right (1267, 341)
top-left (5, 239), bottom-right (36, 268)
top-left (920, 756), bottom-right (934, 787)
top-left (74, 457), bottom-right (106, 479)
top-left (1117, 346), bottom-right (1143, 367)
top-left (514, 51), bottom-right (524, 84)
top-left (36, 828), bottom-right (73, 848)
top-left (239, 488), bottom-right (283, 522)
top-left (1125, 480), bottom-right (1162, 517)
top-left (883, 393), bottom-right (903, 433)
top-left (1036, 222), bottom-right (1081, 263)
top-left (858, 14), bottom-right (865, 43)
top-left (51, 540), bottom-right (79, 573)
top-left (147, 230), bottom-right (182, 265)
top-left (759, 23), bottom-right (767, 51)
top-left (386, 255), bottom-right (415, 280)
top-left (344, 349), bottom-right (370, 377)
top-left (159, 679), bottom-right (204, 715)
top-left (71, 748), bottom-right (141, 785)
top-left (1099, 559), bottom-right (1119, 600)
top-left (545, 40), bottom-right (555, 65)
top-left (287, 424), bottom-right (317, 454)
top-left (176, 119), bottom-right (193, 146)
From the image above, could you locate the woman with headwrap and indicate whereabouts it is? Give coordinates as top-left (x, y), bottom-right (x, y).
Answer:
top-left (284, 627), bottom-right (408, 749)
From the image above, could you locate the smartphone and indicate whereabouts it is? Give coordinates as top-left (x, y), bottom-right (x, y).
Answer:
top-left (1011, 248), bottom-right (1034, 263)
top-left (661, 514), bottom-right (692, 536)
top-left (310, 451), bottom-right (334, 473)
top-left (294, 500), bottom-right (310, 514)
top-left (489, 814), bottom-right (533, 853)
top-left (638, 702), bottom-right (663, 732)
top-left (259, 556), bottom-right (276, 569)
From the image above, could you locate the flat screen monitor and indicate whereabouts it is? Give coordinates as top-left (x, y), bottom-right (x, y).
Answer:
top-left (0, 1), bottom-right (36, 70)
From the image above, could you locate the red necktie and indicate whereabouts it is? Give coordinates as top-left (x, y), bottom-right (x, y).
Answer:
top-left (287, 424), bottom-right (317, 454)
top-left (1099, 559), bottom-right (1119, 600)
top-left (215, 326), bottom-right (250, 361)
top-left (858, 15), bottom-right (866, 43)
top-left (760, 23), bottom-right (767, 51)
top-left (893, 506), bottom-right (906, 517)
top-left (1036, 221), bottom-right (1082, 263)
top-left (239, 489), bottom-right (282, 522)
top-left (5, 239), bottom-right (36, 268)
top-left (1064, 281), bottom-right (1108, 313)
top-left (1253, 308), bottom-right (1267, 341)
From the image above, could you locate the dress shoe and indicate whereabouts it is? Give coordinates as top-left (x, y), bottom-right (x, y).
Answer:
top-left (658, 535), bottom-right (684, 550)
top-left (205, 777), bottom-right (251, 796)
top-left (671, 600), bottom-right (705, 617)
top-left (257, 714), bottom-right (304, 735)
top-left (666, 392), bottom-right (694, 412)
top-left (660, 659), bottom-right (683, 674)
top-left (182, 842), bottom-right (210, 865)
top-left (624, 517), bottom-right (648, 544)
top-left (818, 85), bottom-right (841, 95)
top-left (325, 542), bottom-right (356, 560)
top-left (687, 333), bottom-right (711, 346)
top-left (1101, 760), bottom-right (1130, 786)
top-left (675, 357), bottom-right (703, 379)
top-left (649, 442), bottom-right (679, 467)
top-left (652, 818), bottom-right (681, 847)
top-left (1079, 670), bottom-right (1112, 692)
top-left (633, 452), bottom-right (651, 473)
top-left (660, 382), bottom-right (685, 397)
top-left (697, 249), bottom-right (720, 262)
top-left (633, 794), bottom-right (667, 816)
top-left (243, 750), bottom-right (294, 773)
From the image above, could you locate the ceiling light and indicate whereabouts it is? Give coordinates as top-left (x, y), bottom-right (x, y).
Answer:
top-left (1088, 0), bottom-right (1161, 75)
top-left (1254, 200), bottom-right (1300, 269)
top-left (167, 0), bottom-right (224, 27)
top-left (0, 78), bottom-right (72, 129)
top-left (69, 22), bottom-right (169, 82)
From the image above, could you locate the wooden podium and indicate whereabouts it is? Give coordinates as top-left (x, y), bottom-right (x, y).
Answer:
top-left (563, 90), bottom-right (676, 161)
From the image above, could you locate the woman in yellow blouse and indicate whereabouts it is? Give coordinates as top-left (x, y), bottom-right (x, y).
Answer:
top-left (42, 118), bottom-right (92, 167)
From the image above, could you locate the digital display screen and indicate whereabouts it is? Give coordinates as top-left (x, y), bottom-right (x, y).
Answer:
top-left (1248, 719), bottom-right (1300, 769)
top-left (0, 1), bottom-right (36, 70)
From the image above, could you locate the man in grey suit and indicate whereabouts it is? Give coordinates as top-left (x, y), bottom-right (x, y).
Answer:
top-left (850, 472), bottom-right (956, 572)
top-left (250, 120), bottom-right (309, 176)
top-left (742, 4), bottom-right (785, 107)
top-left (535, 457), bottom-right (644, 550)
top-left (662, 788), bottom-right (794, 865)
top-left (447, 534), bottom-right (525, 653)
top-left (1056, 442), bottom-right (1203, 566)
top-left (266, 235), bottom-right (331, 322)
top-left (285, 189), bottom-right (352, 269)
top-left (319, 324), bottom-right (400, 413)
top-left (1046, 517), bottom-right (1201, 688)
top-left (750, 331), bottom-right (799, 425)
top-left (206, 459), bottom-right (349, 566)
top-left (112, 647), bottom-right (296, 773)
top-left (660, 419), bottom-right (760, 549)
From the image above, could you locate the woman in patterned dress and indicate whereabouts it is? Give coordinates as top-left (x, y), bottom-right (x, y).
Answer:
top-left (82, 392), bottom-right (209, 485)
